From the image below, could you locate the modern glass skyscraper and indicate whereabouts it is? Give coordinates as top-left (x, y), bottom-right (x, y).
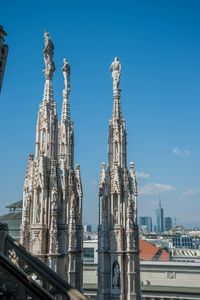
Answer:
top-left (139, 216), bottom-right (152, 232)
top-left (155, 200), bottom-right (164, 233)
top-left (165, 216), bottom-right (173, 231)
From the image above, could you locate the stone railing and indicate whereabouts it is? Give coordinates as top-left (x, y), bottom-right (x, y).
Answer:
top-left (0, 252), bottom-right (55, 299)
top-left (0, 222), bottom-right (87, 300)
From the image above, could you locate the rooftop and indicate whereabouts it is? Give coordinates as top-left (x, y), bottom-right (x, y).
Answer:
top-left (140, 239), bottom-right (169, 261)
top-left (0, 212), bottom-right (22, 220)
top-left (4, 200), bottom-right (23, 213)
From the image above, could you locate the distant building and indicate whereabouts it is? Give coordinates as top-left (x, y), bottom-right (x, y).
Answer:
top-left (170, 248), bottom-right (200, 262)
top-left (140, 239), bottom-right (169, 261)
top-left (84, 224), bottom-right (92, 233)
top-left (0, 201), bottom-right (22, 239)
top-left (83, 240), bottom-right (98, 264)
top-left (165, 216), bottom-right (173, 231)
top-left (139, 216), bottom-right (152, 232)
top-left (82, 239), bottom-right (200, 300)
top-left (0, 25), bottom-right (8, 92)
top-left (143, 235), bottom-right (170, 249)
top-left (83, 239), bottom-right (169, 265)
top-left (171, 235), bottom-right (193, 249)
top-left (83, 224), bottom-right (96, 241)
top-left (155, 200), bottom-right (164, 233)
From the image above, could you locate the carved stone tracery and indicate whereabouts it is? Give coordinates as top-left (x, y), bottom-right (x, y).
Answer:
top-left (20, 32), bottom-right (83, 290)
top-left (98, 58), bottom-right (141, 299)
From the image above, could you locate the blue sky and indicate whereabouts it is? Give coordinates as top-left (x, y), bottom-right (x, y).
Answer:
top-left (1, 0), bottom-right (200, 228)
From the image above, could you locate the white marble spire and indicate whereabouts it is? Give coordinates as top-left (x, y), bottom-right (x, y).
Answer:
top-left (108, 57), bottom-right (127, 169)
top-left (59, 58), bottom-right (74, 169)
top-left (20, 33), bottom-right (83, 290)
top-left (98, 58), bottom-right (141, 300)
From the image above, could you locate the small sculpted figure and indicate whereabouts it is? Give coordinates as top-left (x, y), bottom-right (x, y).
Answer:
top-left (9, 249), bottom-right (20, 268)
top-left (110, 57), bottom-right (121, 91)
top-left (43, 31), bottom-right (55, 78)
top-left (101, 195), bottom-right (107, 212)
top-left (51, 188), bottom-right (57, 210)
top-left (62, 58), bottom-right (70, 92)
top-left (31, 273), bottom-right (42, 285)
top-left (36, 201), bottom-right (41, 223)
top-left (113, 262), bottom-right (120, 288)
top-left (113, 207), bottom-right (118, 224)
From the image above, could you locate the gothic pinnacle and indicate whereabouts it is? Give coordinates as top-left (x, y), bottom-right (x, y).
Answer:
top-left (21, 33), bottom-right (83, 290)
top-left (110, 57), bottom-right (123, 121)
top-left (98, 59), bottom-right (141, 299)
top-left (61, 58), bottom-right (71, 122)
top-left (43, 31), bottom-right (55, 80)
top-left (129, 161), bottom-right (138, 196)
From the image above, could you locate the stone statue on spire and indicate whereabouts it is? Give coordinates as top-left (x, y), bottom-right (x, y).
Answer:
top-left (110, 57), bottom-right (121, 93)
top-left (62, 58), bottom-right (70, 95)
top-left (43, 31), bottom-right (55, 79)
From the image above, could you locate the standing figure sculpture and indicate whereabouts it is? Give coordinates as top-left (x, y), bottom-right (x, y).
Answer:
top-left (43, 31), bottom-right (55, 79)
top-left (36, 201), bottom-right (41, 223)
top-left (113, 262), bottom-right (120, 289)
top-left (62, 58), bottom-right (70, 93)
top-left (110, 57), bottom-right (121, 92)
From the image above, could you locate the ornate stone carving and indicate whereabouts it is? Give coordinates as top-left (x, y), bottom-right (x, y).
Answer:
top-left (8, 249), bottom-right (20, 267)
top-left (31, 272), bottom-right (43, 286)
top-left (167, 271), bottom-right (176, 279)
top-left (20, 33), bottom-right (83, 289)
top-left (49, 188), bottom-right (59, 254)
top-left (112, 261), bottom-right (120, 289)
top-left (43, 31), bottom-right (55, 79)
top-left (98, 58), bottom-right (141, 299)
top-left (36, 201), bottom-right (41, 223)
top-left (110, 57), bottom-right (121, 94)
top-left (2, 233), bottom-right (86, 299)
top-left (30, 230), bottom-right (43, 252)
top-left (62, 58), bottom-right (70, 95)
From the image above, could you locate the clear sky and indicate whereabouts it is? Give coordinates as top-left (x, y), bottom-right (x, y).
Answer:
top-left (1, 0), bottom-right (200, 228)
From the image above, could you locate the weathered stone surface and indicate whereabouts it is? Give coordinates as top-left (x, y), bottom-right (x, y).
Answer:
top-left (20, 33), bottom-right (83, 291)
top-left (98, 58), bottom-right (141, 300)
top-left (0, 25), bottom-right (9, 93)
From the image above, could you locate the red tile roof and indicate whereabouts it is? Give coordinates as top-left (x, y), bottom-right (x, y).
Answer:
top-left (140, 239), bottom-right (169, 261)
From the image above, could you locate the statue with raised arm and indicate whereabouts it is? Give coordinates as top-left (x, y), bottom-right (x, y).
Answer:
top-left (110, 57), bottom-right (121, 93)
top-left (62, 58), bottom-right (70, 93)
top-left (43, 31), bottom-right (55, 79)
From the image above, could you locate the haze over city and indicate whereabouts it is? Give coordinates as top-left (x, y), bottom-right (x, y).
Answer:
top-left (1, 0), bottom-right (200, 228)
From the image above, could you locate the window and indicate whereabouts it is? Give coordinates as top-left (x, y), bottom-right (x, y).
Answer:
top-left (83, 247), bottom-right (94, 263)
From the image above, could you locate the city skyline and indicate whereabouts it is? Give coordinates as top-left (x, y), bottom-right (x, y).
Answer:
top-left (1, 1), bottom-right (200, 228)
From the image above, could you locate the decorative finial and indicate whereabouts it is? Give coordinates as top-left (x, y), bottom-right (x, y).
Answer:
top-left (62, 58), bottom-right (70, 96)
top-left (43, 31), bottom-right (55, 79)
top-left (110, 57), bottom-right (121, 95)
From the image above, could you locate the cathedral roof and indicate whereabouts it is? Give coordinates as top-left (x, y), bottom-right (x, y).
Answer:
top-left (6, 200), bottom-right (22, 210)
top-left (0, 211), bottom-right (22, 220)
